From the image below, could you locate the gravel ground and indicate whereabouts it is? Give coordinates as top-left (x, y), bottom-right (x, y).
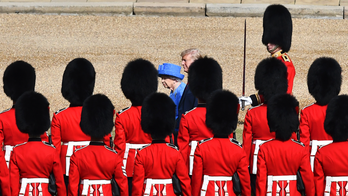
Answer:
top-left (0, 14), bottom-right (347, 138)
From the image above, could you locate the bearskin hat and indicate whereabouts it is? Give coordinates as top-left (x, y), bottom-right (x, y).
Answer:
top-left (307, 57), bottom-right (341, 106)
top-left (15, 91), bottom-right (50, 136)
top-left (141, 93), bottom-right (175, 140)
top-left (80, 94), bottom-right (114, 139)
top-left (324, 95), bottom-right (348, 142)
top-left (188, 57), bottom-right (222, 102)
top-left (262, 4), bottom-right (293, 53)
top-left (267, 94), bottom-right (299, 141)
top-left (254, 58), bottom-right (288, 102)
top-left (121, 59), bottom-right (158, 106)
top-left (3, 61), bottom-right (36, 102)
top-left (61, 58), bottom-right (96, 106)
top-left (206, 90), bottom-right (239, 137)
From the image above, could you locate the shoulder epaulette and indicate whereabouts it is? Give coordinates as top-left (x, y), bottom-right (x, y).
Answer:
top-left (291, 139), bottom-right (305, 147)
top-left (43, 141), bottom-right (56, 149)
top-left (0, 108), bottom-right (11, 114)
top-left (259, 139), bottom-right (274, 147)
top-left (184, 107), bottom-right (197, 115)
top-left (229, 138), bottom-right (242, 148)
top-left (13, 142), bottom-right (27, 148)
top-left (55, 107), bottom-right (68, 115)
top-left (104, 146), bottom-right (117, 154)
top-left (138, 144), bottom-right (151, 151)
top-left (199, 138), bottom-right (212, 144)
top-left (118, 107), bottom-right (131, 115)
top-left (166, 143), bottom-right (178, 151)
top-left (74, 145), bottom-right (88, 153)
top-left (302, 103), bottom-right (315, 110)
top-left (281, 53), bottom-right (291, 62)
top-left (248, 103), bottom-right (263, 111)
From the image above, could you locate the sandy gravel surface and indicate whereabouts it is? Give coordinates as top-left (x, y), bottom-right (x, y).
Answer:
top-left (0, 14), bottom-right (347, 135)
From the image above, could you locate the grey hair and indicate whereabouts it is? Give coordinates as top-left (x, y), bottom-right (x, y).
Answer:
top-left (180, 48), bottom-right (202, 60)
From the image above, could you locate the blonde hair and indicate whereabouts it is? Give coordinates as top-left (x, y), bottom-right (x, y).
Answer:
top-left (180, 48), bottom-right (202, 60)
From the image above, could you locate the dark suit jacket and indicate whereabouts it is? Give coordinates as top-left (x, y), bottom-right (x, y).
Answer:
top-left (175, 85), bottom-right (198, 131)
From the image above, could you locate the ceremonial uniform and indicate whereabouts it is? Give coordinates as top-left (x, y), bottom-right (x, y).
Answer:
top-left (0, 152), bottom-right (9, 196)
top-left (256, 139), bottom-right (314, 196)
top-left (51, 106), bottom-right (111, 175)
top-left (192, 138), bottom-right (251, 196)
top-left (0, 107), bottom-right (48, 166)
top-left (272, 51), bottom-right (295, 95)
top-left (314, 142), bottom-right (348, 196)
top-left (68, 142), bottom-right (128, 196)
top-left (299, 103), bottom-right (332, 151)
top-left (10, 138), bottom-right (66, 196)
top-left (132, 141), bottom-right (191, 196)
top-left (242, 104), bottom-right (297, 173)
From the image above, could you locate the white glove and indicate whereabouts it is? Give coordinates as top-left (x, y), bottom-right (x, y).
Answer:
top-left (239, 96), bottom-right (252, 108)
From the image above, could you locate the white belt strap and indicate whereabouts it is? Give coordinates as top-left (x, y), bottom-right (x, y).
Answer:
top-left (4, 145), bottom-right (13, 168)
top-left (201, 175), bottom-right (231, 196)
top-left (64, 141), bottom-right (90, 175)
top-left (267, 175), bottom-right (296, 196)
top-left (81, 179), bottom-right (111, 196)
top-left (144, 178), bottom-right (172, 196)
top-left (123, 143), bottom-right (149, 171)
top-left (189, 141), bottom-right (198, 175)
top-left (324, 176), bottom-right (348, 196)
top-left (19, 178), bottom-right (49, 195)
top-left (252, 140), bottom-right (266, 174)
top-left (310, 140), bottom-right (332, 171)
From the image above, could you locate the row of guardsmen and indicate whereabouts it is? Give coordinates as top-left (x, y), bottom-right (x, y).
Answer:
top-left (0, 3), bottom-right (346, 196)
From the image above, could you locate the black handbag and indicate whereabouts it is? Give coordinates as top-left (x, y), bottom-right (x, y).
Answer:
top-left (232, 172), bottom-right (242, 195)
top-left (297, 171), bottom-right (305, 194)
top-left (172, 174), bottom-right (182, 196)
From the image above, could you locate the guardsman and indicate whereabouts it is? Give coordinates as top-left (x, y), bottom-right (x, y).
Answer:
top-left (242, 58), bottom-right (297, 195)
top-left (191, 90), bottom-right (251, 196)
top-left (314, 95), bottom-right (348, 196)
top-left (51, 58), bottom-right (111, 188)
top-left (256, 94), bottom-right (314, 196)
top-left (68, 94), bottom-right (128, 196)
top-left (10, 91), bottom-right (66, 196)
top-left (299, 57), bottom-right (341, 170)
top-left (0, 61), bottom-right (48, 167)
top-left (240, 4), bottom-right (295, 107)
top-left (177, 57), bottom-right (232, 176)
top-left (113, 59), bottom-right (159, 194)
top-left (132, 93), bottom-right (191, 196)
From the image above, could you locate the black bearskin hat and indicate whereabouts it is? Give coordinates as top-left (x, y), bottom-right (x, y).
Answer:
top-left (61, 58), bottom-right (96, 106)
top-left (262, 4), bottom-right (293, 53)
top-left (3, 61), bottom-right (36, 102)
top-left (15, 91), bottom-right (50, 136)
top-left (267, 94), bottom-right (299, 141)
top-left (141, 93), bottom-right (175, 140)
top-left (80, 94), bottom-right (114, 139)
top-left (254, 58), bottom-right (288, 102)
top-left (324, 95), bottom-right (348, 142)
top-left (307, 57), bottom-right (341, 106)
top-left (188, 57), bottom-right (222, 102)
top-left (206, 90), bottom-right (239, 137)
top-left (121, 59), bottom-right (158, 106)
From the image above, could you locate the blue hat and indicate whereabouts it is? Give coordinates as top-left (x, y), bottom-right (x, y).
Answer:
top-left (158, 63), bottom-right (184, 80)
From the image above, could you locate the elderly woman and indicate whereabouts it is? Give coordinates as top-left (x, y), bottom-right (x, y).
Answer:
top-left (158, 63), bottom-right (186, 121)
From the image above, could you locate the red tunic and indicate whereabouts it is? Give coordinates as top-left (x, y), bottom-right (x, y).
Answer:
top-left (114, 106), bottom-right (152, 177)
top-left (51, 106), bottom-right (111, 175)
top-left (68, 142), bottom-right (128, 196)
top-left (132, 141), bottom-right (191, 196)
top-left (314, 142), bottom-right (348, 196)
top-left (191, 138), bottom-right (251, 196)
top-left (0, 108), bottom-right (48, 156)
top-left (256, 139), bottom-right (314, 196)
top-left (243, 104), bottom-right (297, 172)
top-left (9, 138), bottom-right (66, 196)
top-left (0, 152), bottom-right (9, 196)
top-left (273, 51), bottom-right (295, 94)
top-left (299, 103), bottom-right (332, 152)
